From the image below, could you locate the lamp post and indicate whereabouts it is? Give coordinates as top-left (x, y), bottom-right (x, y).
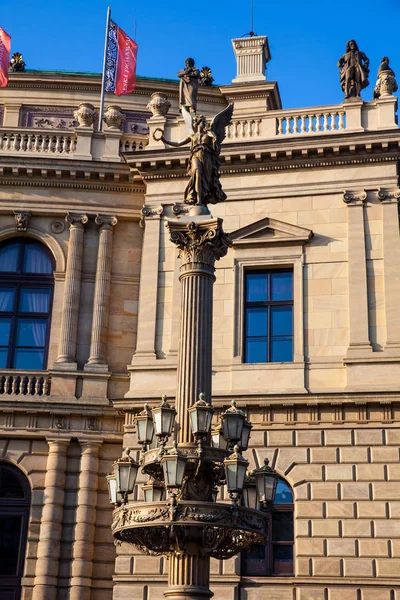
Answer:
top-left (108, 216), bottom-right (278, 599)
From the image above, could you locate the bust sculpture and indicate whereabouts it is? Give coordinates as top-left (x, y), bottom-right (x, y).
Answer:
top-left (338, 40), bottom-right (370, 99)
top-left (177, 58), bottom-right (201, 114)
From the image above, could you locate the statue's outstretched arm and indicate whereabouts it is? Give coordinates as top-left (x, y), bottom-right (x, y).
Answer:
top-left (153, 128), bottom-right (191, 147)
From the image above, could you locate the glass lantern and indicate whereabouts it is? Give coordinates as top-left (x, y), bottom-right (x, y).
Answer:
top-left (152, 395), bottom-right (177, 439)
top-left (188, 392), bottom-right (214, 439)
top-left (135, 403), bottom-right (154, 447)
top-left (242, 475), bottom-right (258, 510)
top-left (253, 458), bottom-right (279, 507)
top-left (223, 445), bottom-right (249, 502)
top-left (142, 480), bottom-right (165, 502)
top-left (240, 419), bottom-right (252, 451)
top-left (161, 442), bottom-right (187, 489)
top-left (211, 423), bottom-right (228, 450)
top-left (113, 448), bottom-right (139, 503)
top-left (106, 473), bottom-right (123, 506)
top-left (221, 400), bottom-right (246, 447)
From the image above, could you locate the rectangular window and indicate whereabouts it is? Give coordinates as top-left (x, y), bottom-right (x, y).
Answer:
top-left (244, 270), bottom-right (293, 363)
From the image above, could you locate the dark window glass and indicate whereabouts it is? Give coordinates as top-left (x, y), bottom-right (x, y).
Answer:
top-left (0, 516), bottom-right (22, 575)
top-left (244, 270), bottom-right (293, 363)
top-left (0, 470), bottom-right (25, 499)
top-left (0, 240), bottom-right (54, 370)
top-left (242, 478), bottom-right (294, 577)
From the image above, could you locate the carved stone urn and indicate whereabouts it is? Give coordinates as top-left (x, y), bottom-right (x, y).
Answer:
top-left (74, 103), bottom-right (96, 127)
top-left (103, 105), bottom-right (125, 130)
top-left (375, 69), bottom-right (398, 98)
top-left (147, 92), bottom-right (171, 117)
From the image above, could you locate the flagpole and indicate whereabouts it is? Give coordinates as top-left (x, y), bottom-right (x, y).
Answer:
top-left (99, 6), bottom-right (111, 132)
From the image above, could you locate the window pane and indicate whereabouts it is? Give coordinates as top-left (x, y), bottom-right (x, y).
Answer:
top-left (0, 349), bottom-right (8, 368)
top-left (246, 273), bottom-right (268, 302)
top-left (272, 545), bottom-right (293, 574)
top-left (245, 339), bottom-right (267, 363)
top-left (0, 515), bottom-right (22, 575)
top-left (23, 244), bottom-right (53, 274)
top-left (0, 288), bottom-right (15, 312)
top-left (0, 469), bottom-right (25, 499)
top-left (271, 306), bottom-right (293, 336)
top-left (244, 544), bottom-right (268, 576)
top-left (271, 338), bottom-right (293, 362)
top-left (19, 288), bottom-right (51, 313)
top-left (246, 307), bottom-right (267, 337)
top-left (16, 319), bottom-right (47, 347)
top-left (0, 243), bottom-right (19, 272)
top-left (274, 479), bottom-right (294, 504)
top-left (271, 271), bottom-right (293, 301)
top-left (272, 512), bottom-right (294, 541)
top-left (14, 349), bottom-right (45, 370)
top-left (0, 317), bottom-right (11, 344)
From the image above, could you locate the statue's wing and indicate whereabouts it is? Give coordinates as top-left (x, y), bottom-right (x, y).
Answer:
top-left (182, 106), bottom-right (194, 135)
top-left (210, 104), bottom-right (234, 151)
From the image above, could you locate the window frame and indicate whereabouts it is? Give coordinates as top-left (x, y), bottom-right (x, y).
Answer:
top-left (244, 269), bottom-right (294, 363)
top-left (0, 239), bottom-right (55, 371)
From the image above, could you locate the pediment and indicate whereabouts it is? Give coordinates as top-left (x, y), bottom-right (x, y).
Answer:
top-left (230, 217), bottom-right (312, 247)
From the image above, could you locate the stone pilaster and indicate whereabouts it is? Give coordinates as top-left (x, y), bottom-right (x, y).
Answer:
top-left (165, 553), bottom-right (212, 600)
top-left (167, 218), bottom-right (231, 443)
top-left (378, 188), bottom-right (400, 354)
top-left (69, 440), bottom-right (102, 600)
top-left (54, 213), bottom-right (88, 369)
top-left (85, 215), bottom-right (117, 371)
top-left (32, 438), bottom-right (70, 600)
top-left (133, 205), bottom-right (163, 362)
top-left (343, 191), bottom-right (372, 357)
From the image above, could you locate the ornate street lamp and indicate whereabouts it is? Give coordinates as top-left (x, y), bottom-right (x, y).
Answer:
top-left (211, 422), bottom-right (228, 450)
top-left (135, 403), bottom-right (155, 449)
top-left (220, 399), bottom-right (246, 448)
top-left (253, 458), bottom-right (279, 508)
top-left (113, 448), bottom-right (139, 504)
top-left (240, 419), bottom-right (252, 451)
top-left (160, 441), bottom-right (187, 494)
top-left (242, 475), bottom-right (258, 510)
top-left (142, 479), bottom-right (165, 502)
top-left (223, 445), bottom-right (249, 503)
top-left (152, 395), bottom-right (177, 452)
top-left (106, 473), bottom-right (123, 506)
top-left (188, 392), bottom-right (214, 444)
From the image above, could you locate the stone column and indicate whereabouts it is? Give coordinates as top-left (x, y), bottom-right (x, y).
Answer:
top-left (378, 188), bottom-right (400, 354)
top-left (133, 205), bottom-right (163, 362)
top-left (32, 438), bottom-right (70, 600)
top-left (343, 191), bottom-right (372, 357)
top-left (165, 554), bottom-right (212, 600)
top-left (55, 213), bottom-right (88, 369)
top-left (168, 218), bottom-right (230, 443)
top-left (69, 440), bottom-right (102, 600)
top-left (85, 215), bottom-right (117, 371)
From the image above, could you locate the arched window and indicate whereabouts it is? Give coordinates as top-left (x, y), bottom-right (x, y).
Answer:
top-left (242, 478), bottom-right (294, 577)
top-left (0, 462), bottom-right (31, 600)
top-left (0, 239), bottom-right (54, 370)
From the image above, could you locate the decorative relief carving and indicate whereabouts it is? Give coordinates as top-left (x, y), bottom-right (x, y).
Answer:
top-left (85, 415), bottom-right (100, 431)
top-left (51, 413), bottom-right (69, 430)
top-left (14, 210), bottom-right (31, 232)
top-left (51, 219), bottom-right (66, 234)
top-left (168, 219), bottom-right (231, 267)
top-left (343, 190), bottom-right (367, 204)
top-left (172, 203), bottom-right (190, 216)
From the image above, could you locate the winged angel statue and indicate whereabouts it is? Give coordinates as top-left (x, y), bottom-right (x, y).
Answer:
top-left (153, 104), bottom-right (234, 207)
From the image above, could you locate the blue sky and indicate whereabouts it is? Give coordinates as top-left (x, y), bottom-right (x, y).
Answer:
top-left (2, 0), bottom-right (400, 108)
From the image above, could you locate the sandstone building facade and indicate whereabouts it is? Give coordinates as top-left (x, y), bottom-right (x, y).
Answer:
top-left (0, 34), bottom-right (400, 600)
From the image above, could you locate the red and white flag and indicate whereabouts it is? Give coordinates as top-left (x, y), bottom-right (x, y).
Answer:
top-left (0, 27), bottom-right (11, 88)
top-left (105, 19), bottom-right (137, 96)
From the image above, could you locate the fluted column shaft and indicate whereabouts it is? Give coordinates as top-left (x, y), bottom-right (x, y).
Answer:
top-left (86, 215), bottom-right (117, 369)
top-left (165, 554), bottom-right (212, 600)
top-left (69, 440), bottom-right (102, 600)
top-left (168, 218), bottom-right (230, 443)
top-left (32, 439), bottom-right (70, 600)
top-left (55, 213), bottom-right (88, 366)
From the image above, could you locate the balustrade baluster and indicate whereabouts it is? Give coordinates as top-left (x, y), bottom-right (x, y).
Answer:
top-left (277, 118), bottom-right (283, 135)
top-left (323, 113), bottom-right (329, 131)
top-left (339, 111), bottom-right (345, 130)
top-left (255, 119), bottom-right (261, 136)
top-left (12, 376), bottom-right (19, 394)
top-left (6, 376), bottom-right (12, 394)
top-left (300, 115), bottom-right (306, 133)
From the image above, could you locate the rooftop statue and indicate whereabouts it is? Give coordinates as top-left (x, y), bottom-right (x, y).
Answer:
top-left (154, 104), bottom-right (234, 209)
top-left (9, 52), bottom-right (26, 72)
top-left (338, 40), bottom-right (370, 99)
top-left (177, 58), bottom-right (201, 114)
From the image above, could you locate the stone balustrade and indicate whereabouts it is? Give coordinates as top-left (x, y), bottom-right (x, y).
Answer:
top-left (119, 135), bottom-right (147, 153)
top-left (276, 107), bottom-right (346, 136)
top-left (0, 129), bottom-right (76, 155)
top-left (0, 371), bottom-right (51, 396)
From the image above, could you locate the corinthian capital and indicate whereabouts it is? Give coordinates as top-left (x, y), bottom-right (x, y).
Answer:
top-left (95, 214), bottom-right (118, 231)
top-left (66, 213), bottom-right (89, 228)
top-left (167, 218), bottom-right (231, 267)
